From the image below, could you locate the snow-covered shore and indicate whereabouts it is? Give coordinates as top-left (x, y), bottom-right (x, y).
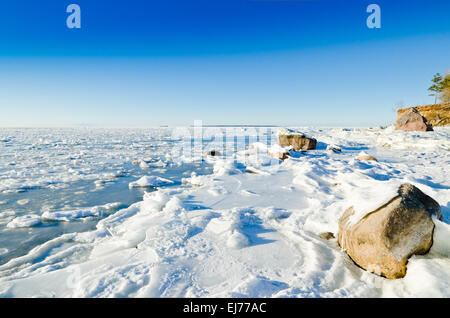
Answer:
top-left (0, 126), bottom-right (449, 297)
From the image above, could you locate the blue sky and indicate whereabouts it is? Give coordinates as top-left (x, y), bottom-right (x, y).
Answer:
top-left (0, 0), bottom-right (449, 127)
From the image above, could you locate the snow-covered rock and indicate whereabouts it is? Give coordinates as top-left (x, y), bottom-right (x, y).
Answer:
top-left (356, 151), bottom-right (378, 162)
top-left (338, 183), bottom-right (442, 279)
top-left (277, 128), bottom-right (317, 150)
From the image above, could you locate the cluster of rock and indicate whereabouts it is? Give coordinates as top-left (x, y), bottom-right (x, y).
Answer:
top-left (246, 126), bottom-right (441, 280)
top-left (338, 183), bottom-right (442, 279)
top-left (338, 105), bottom-right (444, 278)
top-left (272, 126), bottom-right (441, 280)
top-left (263, 117), bottom-right (444, 280)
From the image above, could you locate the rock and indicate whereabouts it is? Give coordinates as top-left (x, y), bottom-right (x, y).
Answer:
top-left (268, 151), bottom-right (291, 160)
top-left (203, 150), bottom-right (221, 157)
top-left (397, 102), bottom-right (450, 127)
top-left (277, 128), bottom-right (317, 150)
top-left (338, 183), bottom-right (442, 279)
top-left (319, 232), bottom-right (335, 240)
top-left (326, 145), bottom-right (342, 153)
top-left (356, 151), bottom-right (378, 162)
top-left (395, 107), bottom-right (433, 131)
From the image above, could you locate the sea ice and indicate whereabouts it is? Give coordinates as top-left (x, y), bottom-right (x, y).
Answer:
top-left (0, 126), bottom-right (448, 298)
top-left (128, 176), bottom-right (174, 188)
top-left (41, 202), bottom-right (121, 222)
top-left (7, 215), bottom-right (41, 228)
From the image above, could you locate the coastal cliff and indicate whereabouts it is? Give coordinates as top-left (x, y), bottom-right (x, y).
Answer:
top-left (397, 102), bottom-right (450, 127)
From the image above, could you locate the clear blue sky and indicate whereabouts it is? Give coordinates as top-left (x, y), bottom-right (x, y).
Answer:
top-left (0, 0), bottom-right (449, 127)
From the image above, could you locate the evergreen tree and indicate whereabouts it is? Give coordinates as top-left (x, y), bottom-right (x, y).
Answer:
top-left (428, 73), bottom-right (443, 104)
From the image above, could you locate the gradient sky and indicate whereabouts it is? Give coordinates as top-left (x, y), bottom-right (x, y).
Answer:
top-left (0, 0), bottom-right (449, 127)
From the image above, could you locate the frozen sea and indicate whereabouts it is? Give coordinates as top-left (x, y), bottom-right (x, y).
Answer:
top-left (0, 126), bottom-right (449, 297)
top-left (0, 128), bottom-right (217, 264)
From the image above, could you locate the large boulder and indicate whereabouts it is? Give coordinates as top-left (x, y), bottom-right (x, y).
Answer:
top-left (338, 183), bottom-right (442, 279)
top-left (277, 128), bottom-right (317, 150)
top-left (395, 107), bottom-right (433, 131)
top-left (397, 102), bottom-right (450, 127)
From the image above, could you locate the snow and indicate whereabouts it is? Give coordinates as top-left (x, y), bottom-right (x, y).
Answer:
top-left (431, 219), bottom-right (450, 257)
top-left (356, 150), bottom-right (373, 159)
top-left (277, 127), bottom-right (304, 136)
top-left (227, 231), bottom-right (250, 249)
top-left (213, 160), bottom-right (245, 176)
top-left (0, 126), bottom-right (449, 297)
top-left (128, 176), bottom-right (174, 188)
top-left (268, 143), bottom-right (288, 154)
top-left (182, 172), bottom-right (210, 186)
top-left (346, 180), bottom-right (403, 226)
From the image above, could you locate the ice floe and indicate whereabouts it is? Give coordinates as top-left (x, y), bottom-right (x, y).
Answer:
top-left (41, 202), bottom-right (121, 222)
top-left (128, 176), bottom-right (174, 188)
top-left (7, 215), bottom-right (41, 228)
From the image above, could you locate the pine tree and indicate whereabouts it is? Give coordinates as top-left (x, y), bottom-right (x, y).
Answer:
top-left (428, 73), bottom-right (443, 104)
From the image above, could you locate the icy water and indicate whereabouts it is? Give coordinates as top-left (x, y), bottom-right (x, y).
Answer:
top-left (0, 128), bottom-right (219, 265)
top-left (0, 127), bottom-right (275, 265)
top-left (0, 161), bottom-right (214, 265)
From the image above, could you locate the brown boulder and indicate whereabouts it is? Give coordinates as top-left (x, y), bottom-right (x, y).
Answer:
top-left (278, 128), bottom-right (317, 150)
top-left (338, 183), bottom-right (442, 279)
top-left (397, 102), bottom-right (450, 127)
top-left (395, 107), bottom-right (433, 131)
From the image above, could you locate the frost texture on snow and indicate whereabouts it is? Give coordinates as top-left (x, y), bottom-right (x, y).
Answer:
top-left (0, 127), bottom-right (449, 298)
